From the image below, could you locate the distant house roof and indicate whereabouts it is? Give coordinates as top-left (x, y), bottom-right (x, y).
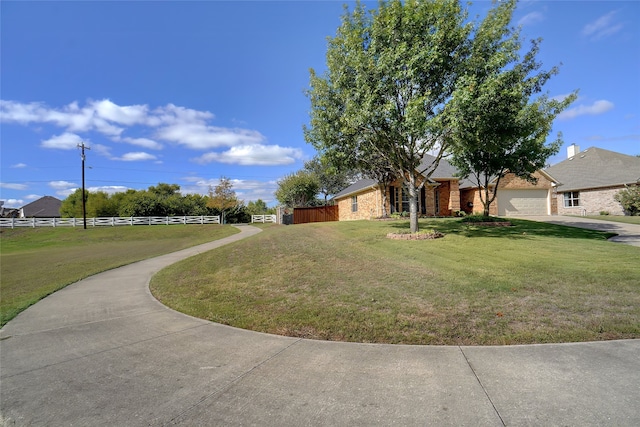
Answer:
top-left (545, 147), bottom-right (640, 192)
top-left (21, 196), bottom-right (63, 218)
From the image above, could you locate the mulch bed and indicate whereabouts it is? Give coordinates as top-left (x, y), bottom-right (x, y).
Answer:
top-left (386, 231), bottom-right (445, 240)
top-left (464, 222), bottom-right (512, 227)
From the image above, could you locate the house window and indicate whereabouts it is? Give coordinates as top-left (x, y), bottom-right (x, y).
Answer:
top-left (564, 191), bottom-right (580, 207)
top-left (401, 186), bottom-right (410, 213)
top-left (351, 196), bottom-right (358, 212)
top-left (391, 186), bottom-right (410, 213)
top-left (434, 190), bottom-right (440, 216)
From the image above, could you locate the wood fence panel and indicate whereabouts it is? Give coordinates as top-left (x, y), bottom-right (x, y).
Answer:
top-left (293, 205), bottom-right (339, 224)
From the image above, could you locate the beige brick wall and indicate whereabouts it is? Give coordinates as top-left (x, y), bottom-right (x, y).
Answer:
top-left (556, 186), bottom-right (626, 216)
top-left (459, 189), bottom-right (498, 215)
top-left (336, 187), bottom-right (382, 220)
top-left (499, 171), bottom-right (554, 190)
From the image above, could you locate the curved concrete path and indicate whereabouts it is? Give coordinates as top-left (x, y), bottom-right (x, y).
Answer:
top-left (1, 225), bottom-right (639, 426)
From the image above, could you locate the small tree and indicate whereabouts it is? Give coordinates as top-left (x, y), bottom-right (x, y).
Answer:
top-left (446, 0), bottom-right (576, 216)
top-left (207, 177), bottom-right (241, 224)
top-left (303, 156), bottom-right (354, 205)
top-left (614, 185), bottom-right (640, 216)
top-left (246, 199), bottom-right (275, 216)
top-left (275, 171), bottom-right (320, 208)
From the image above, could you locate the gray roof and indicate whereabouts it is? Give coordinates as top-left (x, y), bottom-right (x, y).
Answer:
top-left (333, 178), bottom-right (378, 199)
top-left (544, 147), bottom-right (640, 192)
top-left (21, 196), bottom-right (63, 217)
top-left (418, 155), bottom-right (459, 179)
top-left (333, 156), bottom-right (460, 200)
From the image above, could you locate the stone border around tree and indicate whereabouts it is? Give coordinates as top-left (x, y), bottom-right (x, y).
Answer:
top-left (386, 231), bottom-right (445, 240)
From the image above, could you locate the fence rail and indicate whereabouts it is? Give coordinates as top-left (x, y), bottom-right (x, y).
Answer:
top-left (0, 216), bottom-right (221, 228)
top-left (251, 214), bottom-right (277, 224)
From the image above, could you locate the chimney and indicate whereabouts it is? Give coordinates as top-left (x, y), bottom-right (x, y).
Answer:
top-left (567, 143), bottom-right (580, 158)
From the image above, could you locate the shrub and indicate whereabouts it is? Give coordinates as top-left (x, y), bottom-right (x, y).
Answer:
top-left (614, 185), bottom-right (640, 216)
top-left (599, 211), bottom-right (610, 216)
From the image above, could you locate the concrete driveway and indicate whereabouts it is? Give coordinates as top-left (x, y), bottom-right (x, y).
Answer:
top-left (525, 215), bottom-right (640, 247)
top-left (1, 225), bottom-right (639, 426)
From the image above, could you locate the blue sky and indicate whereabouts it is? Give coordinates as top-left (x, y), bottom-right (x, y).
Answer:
top-left (1, 1), bottom-right (639, 209)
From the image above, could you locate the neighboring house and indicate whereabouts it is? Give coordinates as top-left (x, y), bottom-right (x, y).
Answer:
top-left (20, 196), bottom-right (63, 218)
top-left (545, 145), bottom-right (640, 216)
top-left (333, 155), bottom-right (557, 220)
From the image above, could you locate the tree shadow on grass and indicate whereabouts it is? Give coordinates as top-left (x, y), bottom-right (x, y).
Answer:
top-left (387, 218), bottom-right (616, 241)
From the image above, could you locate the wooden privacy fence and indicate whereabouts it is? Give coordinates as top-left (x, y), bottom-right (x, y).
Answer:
top-left (293, 205), bottom-right (339, 224)
top-left (0, 216), bottom-right (221, 228)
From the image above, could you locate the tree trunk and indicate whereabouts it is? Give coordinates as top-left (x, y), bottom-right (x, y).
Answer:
top-left (408, 174), bottom-right (419, 233)
top-left (482, 186), bottom-right (491, 217)
top-left (380, 183), bottom-right (389, 217)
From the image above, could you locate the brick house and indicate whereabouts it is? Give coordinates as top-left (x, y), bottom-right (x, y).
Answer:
top-left (545, 145), bottom-right (640, 216)
top-left (333, 155), bottom-right (558, 220)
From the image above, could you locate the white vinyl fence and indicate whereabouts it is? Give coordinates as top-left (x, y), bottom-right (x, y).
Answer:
top-left (0, 216), bottom-right (221, 228)
top-left (251, 214), bottom-right (277, 224)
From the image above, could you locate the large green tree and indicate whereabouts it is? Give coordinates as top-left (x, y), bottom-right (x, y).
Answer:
top-left (446, 0), bottom-right (576, 216)
top-left (306, 0), bottom-right (471, 232)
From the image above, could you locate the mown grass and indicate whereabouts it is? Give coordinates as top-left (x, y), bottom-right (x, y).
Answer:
top-left (0, 225), bottom-right (238, 326)
top-left (151, 219), bottom-right (640, 345)
top-left (581, 215), bottom-right (640, 225)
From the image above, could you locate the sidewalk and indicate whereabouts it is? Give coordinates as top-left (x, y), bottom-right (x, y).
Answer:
top-left (1, 225), bottom-right (639, 426)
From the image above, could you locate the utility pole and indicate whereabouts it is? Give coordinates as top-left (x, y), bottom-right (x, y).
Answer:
top-left (77, 142), bottom-right (90, 229)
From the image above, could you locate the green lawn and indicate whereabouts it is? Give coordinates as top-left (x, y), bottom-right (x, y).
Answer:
top-left (151, 219), bottom-right (640, 345)
top-left (0, 225), bottom-right (238, 326)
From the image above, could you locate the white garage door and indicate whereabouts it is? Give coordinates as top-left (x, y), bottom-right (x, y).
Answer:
top-left (498, 189), bottom-right (549, 216)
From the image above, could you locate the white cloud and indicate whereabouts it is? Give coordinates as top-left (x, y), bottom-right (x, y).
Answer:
top-left (0, 182), bottom-right (28, 190)
top-left (0, 100), bottom-right (45, 123)
top-left (114, 152), bottom-right (158, 162)
top-left (518, 11), bottom-right (544, 27)
top-left (93, 99), bottom-right (150, 126)
top-left (41, 132), bottom-right (85, 150)
top-left (49, 180), bottom-right (77, 190)
top-left (92, 144), bottom-right (113, 158)
top-left (156, 123), bottom-right (265, 149)
top-left (582, 11), bottom-right (623, 40)
top-left (193, 144), bottom-right (303, 165)
top-left (151, 103), bottom-right (214, 126)
top-left (11, 163), bottom-right (27, 168)
top-left (55, 188), bottom-right (78, 198)
top-left (2, 198), bottom-right (24, 208)
top-left (2, 99), bottom-right (302, 167)
top-left (121, 137), bottom-right (163, 150)
top-left (558, 100), bottom-right (614, 120)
